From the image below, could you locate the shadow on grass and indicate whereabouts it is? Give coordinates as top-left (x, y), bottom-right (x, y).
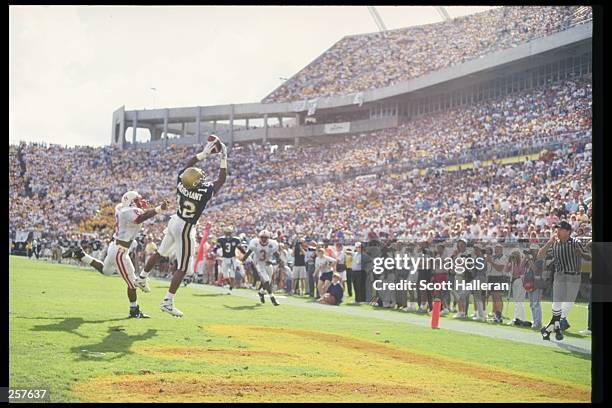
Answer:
top-left (22, 316), bottom-right (129, 338)
top-left (71, 327), bottom-right (158, 361)
top-left (222, 304), bottom-right (263, 311)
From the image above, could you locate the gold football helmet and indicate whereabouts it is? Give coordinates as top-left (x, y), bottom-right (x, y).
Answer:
top-left (180, 167), bottom-right (204, 189)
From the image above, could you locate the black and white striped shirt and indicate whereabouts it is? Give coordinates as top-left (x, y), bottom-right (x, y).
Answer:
top-left (547, 237), bottom-right (586, 275)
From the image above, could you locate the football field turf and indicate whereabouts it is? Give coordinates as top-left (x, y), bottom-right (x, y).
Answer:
top-left (9, 256), bottom-right (591, 402)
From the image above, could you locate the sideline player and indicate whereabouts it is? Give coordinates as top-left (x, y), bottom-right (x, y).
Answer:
top-left (217, 226), bottom-right (241, 294)
top-left (138, 139), bottom-right (227, 317)
top-left (62, 191), bottom-right (168, 318)
top-left (240, 230), bottom-right (280, 306)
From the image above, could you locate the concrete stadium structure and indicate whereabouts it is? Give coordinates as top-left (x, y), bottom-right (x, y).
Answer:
top-left (111, 21), bottom-right (591, 149)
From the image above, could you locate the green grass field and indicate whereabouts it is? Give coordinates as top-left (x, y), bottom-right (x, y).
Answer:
top-left (9, 256), bottom-right (591, 402)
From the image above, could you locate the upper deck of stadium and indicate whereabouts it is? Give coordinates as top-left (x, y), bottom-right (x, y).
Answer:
top-left (111, 6), bottom-right (592, 149)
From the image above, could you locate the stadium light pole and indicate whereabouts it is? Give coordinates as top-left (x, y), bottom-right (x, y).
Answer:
top-left (367, 6), bottom-right (387, 34)
top-left (435, 6), bottom-right (451, 22)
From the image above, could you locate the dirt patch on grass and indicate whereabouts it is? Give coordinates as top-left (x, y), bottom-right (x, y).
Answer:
top-left (78, 375), bottom-right (424, 401)
top-left (252, 326), bottom-right (590, 401)
top-left (138, 346), bottom-right (291, 360)
top-left (73, 324), bottom-right (590, 402)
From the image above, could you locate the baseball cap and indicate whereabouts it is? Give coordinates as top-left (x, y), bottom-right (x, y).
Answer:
top-left (555, 221), bottom-right (572, 231)
top-left (355, 242), bottom-right (362, 247)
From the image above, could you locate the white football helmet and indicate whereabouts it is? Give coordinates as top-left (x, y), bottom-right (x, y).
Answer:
top-left (258, 229), bottom-right (271, 245)
top-left (121, 191), bottom-right (147, 208)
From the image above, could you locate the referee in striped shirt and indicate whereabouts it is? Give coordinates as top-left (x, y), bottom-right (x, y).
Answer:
top-left (537, 221), bottom-right (591, 341)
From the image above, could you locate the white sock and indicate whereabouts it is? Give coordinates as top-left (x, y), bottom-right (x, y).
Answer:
top-left (81, 254), bottom-right (95, 264)
top-left (139, 270), bottom-right (149, 279)
top-left (164, 291), bottom-right (174, 301)
top-left (130, 301), bottom-right (138, 308)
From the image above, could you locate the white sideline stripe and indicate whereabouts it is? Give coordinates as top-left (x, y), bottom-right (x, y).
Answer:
top-left (169, 279), bottom-right (591, 356)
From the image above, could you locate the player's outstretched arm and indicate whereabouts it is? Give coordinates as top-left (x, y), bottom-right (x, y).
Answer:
top-left (134, 201), bottom-right (168, 224)
top-left (186, 142), bottom-right (217, 168)
top-left (213, 143), bottom-right (228, 192)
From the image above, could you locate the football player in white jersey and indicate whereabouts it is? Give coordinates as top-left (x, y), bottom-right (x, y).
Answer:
top-left (240, 230), bottom-right (280, 306)
top-left (62, 191), bottom-right (168, 318)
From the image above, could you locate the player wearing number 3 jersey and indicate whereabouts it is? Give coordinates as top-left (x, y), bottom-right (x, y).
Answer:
top-left (240, 230), bottom-right (280, 306)
top-left (217, 226), bottom-right (242, 295)
top-left (139, 137), bottom-right (227, 317)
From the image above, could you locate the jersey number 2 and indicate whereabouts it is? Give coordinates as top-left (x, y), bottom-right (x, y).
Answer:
top-left (178, 195), bottom-right (196, 219)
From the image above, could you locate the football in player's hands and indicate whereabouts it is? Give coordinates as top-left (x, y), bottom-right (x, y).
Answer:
top-left (206, 134), bottom-right (223, 154)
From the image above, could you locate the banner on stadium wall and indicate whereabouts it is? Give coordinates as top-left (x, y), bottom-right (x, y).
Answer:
top-left (292, 99), bottom-right (307, 112)
top-left (353, 92), bottom-right (364, 107)
top-left (324, 122), bottom-right (351, 134)
top-left (307, 99), bottom-right (318, 116)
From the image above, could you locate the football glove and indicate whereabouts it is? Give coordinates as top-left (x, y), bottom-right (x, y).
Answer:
top-left (196, 141), bottom-right (217, 161)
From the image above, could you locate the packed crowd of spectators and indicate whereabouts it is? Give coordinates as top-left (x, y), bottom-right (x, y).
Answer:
top-left (9, 76), bottom-right (591, 247)
top-left (9, 145), bottom-right (25, 199)
top-left (263, 6), bottom-right (592, 103)
top-left (205, 141), bottom-right (592, 244)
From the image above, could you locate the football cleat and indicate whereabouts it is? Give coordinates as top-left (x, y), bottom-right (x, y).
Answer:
top-left (540, 327), bottom-right (551, 341)
top-left (129, 306), bottom-right (150, 319)
top-left (62, 246), bottom-right (84, 260)
top-left (555, 329), bottom-right (564, 341)
top-left (160, 300), bottom-right (183, 317)
top-left (134, 277), bottom-right (150, 293)
top-left (258, 291), bottom-right (265, 304)
top-left (560, 318), bottom-right (570, 331)
top-left (508, 319), bottom-right (524, 326)
top-left (271, 297), bottom-right (279, 306)
top-left (578, 329), bottom-right (592, 336)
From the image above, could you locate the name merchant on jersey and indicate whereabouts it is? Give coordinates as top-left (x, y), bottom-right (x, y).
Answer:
top-left (177, 182), bottom-right (203, 201)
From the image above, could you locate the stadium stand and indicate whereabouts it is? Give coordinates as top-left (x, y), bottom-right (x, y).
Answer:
top-left (9, 76), bottom-right (591, 248)
top-left (263, 6), bottom-right (592, 103)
